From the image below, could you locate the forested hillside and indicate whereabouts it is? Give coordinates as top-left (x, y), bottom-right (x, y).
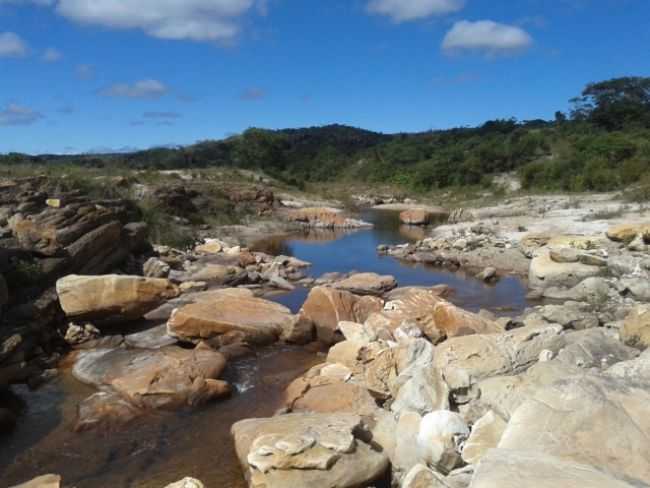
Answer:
top-left (3, 77), bottom-right (650, 195)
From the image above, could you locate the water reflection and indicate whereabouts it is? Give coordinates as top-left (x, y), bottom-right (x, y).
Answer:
top-left (256, 209), bottom-right (528, 315)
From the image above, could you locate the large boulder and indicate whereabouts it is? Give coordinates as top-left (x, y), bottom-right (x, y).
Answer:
top-left (56, 274), bottom-right (179, 322)
top-left (529, 248), bottom-right (603, 289)
top-left (285, 365), bottom-right (379, 416)
top-left (470, 449), bottom-right (638, 488)
top-left (499, 373), bottom-right (650, 484)
top-left (167, 288), bottom-right (303, 345)
top-left (400, 208), bottom-right (449, 226)
top-left (620, 304), bottom-right (650, 349)
top-left (332, 272), bottom-right (397, 296)
top-left (300, 287), bottom-right (383, 344)
top-left (73, 345), bottom-right (229, 411)
top-left (367, 288), bottom-right (502, 343)
top-left (606, 222), bottom-right (650, 243)
top-left (231, 413), bottom-right (389, 488)
top-left (434, 324), bottom-right (567, 396)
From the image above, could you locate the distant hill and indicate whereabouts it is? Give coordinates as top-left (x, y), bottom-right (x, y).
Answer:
top-left (3, 77), bottom-right (650, 195)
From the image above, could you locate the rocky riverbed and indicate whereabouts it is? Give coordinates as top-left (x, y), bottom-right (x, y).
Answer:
top-left (2, 180), bottom-right (650, 488)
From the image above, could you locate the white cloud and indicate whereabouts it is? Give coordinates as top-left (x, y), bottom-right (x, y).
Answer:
top-left (99, 79), bottom-right (169, 99)
top-left (54, 0), bottom-right (257, 42)
top-left (367, 0), bottom-right (463, 22)
top-left (0, 32), bottom-right (29, 57)
top-left (442, 20), bottom-right (533, 55)
top-left (42, 47), bottom-right (62, 62)
top-left (0, 103), bottom-right (43, 126)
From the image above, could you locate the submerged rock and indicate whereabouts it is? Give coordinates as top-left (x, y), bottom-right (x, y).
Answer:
top-left (73, 345), bottom-right (229, 412)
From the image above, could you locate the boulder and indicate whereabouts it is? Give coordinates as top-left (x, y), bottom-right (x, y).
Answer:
top-left (231, 413), bottom-right (389, 488)
top-left (73, 345), bottom-right (229, 411)
top-left (167, 288), bottom-right (301, 345)
top-left (434, 324), bottom-right (566, 396)
top-left (400, 208), bottom-right (449, 226)
top-left (620, 304), bottom-right (650, 349)
top-left (617, 277), bottom-right (650, 301)
top-left (194, 239), bottom-right (226, 254)
top-left (542, 276), bottom-right (610, 304)
top-left (56, 274), bottom-right (179, 322)
top-left (287, 207), bottom-right (372, 229)
top-left (285, 368), bottom-right (378, 415)
top-left (606, 222), bottom-right (650, 243)
top-left (499, 373), bottom-right (650, 483)
top-left (9, 475), bottom-right (61, 488)
top-left (461, 411), bottom-right (507, 465)
top-left (300, 287), bottom-right (383, 344)
top-left (417, 411), bottom-right (469, 474)
top-left (143, 257), bottom-right (171, 278)
top-left (556, 328), bottom-right (639, 369)
top-left (470, 449), bottom-right (639, 488)
top-left (332, 272), bottom-right (397, 296)
top-left (529, 248), bottom-right (603, 289)
top-left (369, 288), bottom-right (502, 343)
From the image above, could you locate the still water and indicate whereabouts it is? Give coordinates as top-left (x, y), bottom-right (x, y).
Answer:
top-left (0, 209), bottom-right (528, 487)
top-left (262, 209), bottom-right (528, 315)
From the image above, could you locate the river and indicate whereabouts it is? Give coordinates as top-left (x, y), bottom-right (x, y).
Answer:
top-left (0, 209), bottom-right (528, 487)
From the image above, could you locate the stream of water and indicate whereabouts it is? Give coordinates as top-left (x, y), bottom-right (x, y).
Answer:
top-left (0, 209), bottom-right (529, 487)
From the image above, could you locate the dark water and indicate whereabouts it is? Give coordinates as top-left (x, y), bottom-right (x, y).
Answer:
top-left (260, 209), bottom-right (528, 315)
top-left (0, 209), bottom-right (528, 487)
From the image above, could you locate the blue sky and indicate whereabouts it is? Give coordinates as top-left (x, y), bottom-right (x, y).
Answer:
top-left (0, 0), bottom-right (649, 154)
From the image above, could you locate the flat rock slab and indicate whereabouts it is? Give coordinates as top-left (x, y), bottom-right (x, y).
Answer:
top-left (231, 413), bottom-right (389, 488)
top-left (167, 288), bottom-right (298, 345)
top-left (57, 274), bottom-right (179, 322)
top-left (499, 373), bottom-right (650, 484)
top-left (471, 449), bottom-right (638, 488)
top-left (332, 272), bottom-right (397, 296)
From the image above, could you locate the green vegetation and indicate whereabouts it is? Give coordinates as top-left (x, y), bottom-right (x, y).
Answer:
top-left (2, 77), bottom-right (650, 199)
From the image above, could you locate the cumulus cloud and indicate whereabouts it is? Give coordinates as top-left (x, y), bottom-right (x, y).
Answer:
top-left (100, 79), bottom-right (169, 99)
top-left (53, 0), bottom-right (257, 42)
top-left (367, 0), bottom-right (464, 22)
top-left (42, 47), bottom-right (62, 62)
top-left (240, 87), bottom-right (266, 101)
top-left (0, 103), bottom-right (43, 126)
top-left (442, 20), bottom-right (533, 55)
top-left (0, 32), bottom-right (29, 57)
